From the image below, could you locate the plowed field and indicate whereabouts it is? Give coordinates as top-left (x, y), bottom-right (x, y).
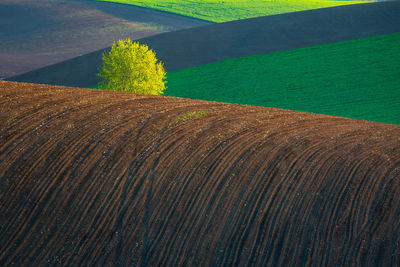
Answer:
top-left (1, 81), bottom-right (400, 266)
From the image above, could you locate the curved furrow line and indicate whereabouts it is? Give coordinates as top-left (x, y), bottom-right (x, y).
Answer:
top-left (142, 126), bottom-right (228, 262)
top-left (223, 137), bottom-right (302, 265)
top-left (0, 95), bottom-right (178, 264)
top-left (256, 129), bottom-right (396, 266)
top-left (274, 142), bottom-right (347, 266)
top-left (318, 156), bottom-right (379, 266)
top-left (122, 121), bottom-right (171, 265)
top-left (148, 113), bottom-right (256, 232)
top-left (25, 102), bottom-right (186, 266)
top-left (314, 156), bottom-right (378, 266)
top-left (207, 134), bottom-right (281, 264)
top-left (314, 144), bottom-right (376, 266)
top-left (243, 136), bottom-right (319, 264)
top-left (0, 102), bottom-right (77, 164)
top-left (274, 136), bottom-right (350, 253)
top-left (296, 145), bottom-right (361, 266)
top-left (376, 164), bottom-right (400, 266)
top-left (257, 146), bottom-right (322, 266)
top-left (129, 105), bottom-right (244, 264)
top-left (353, 162), bottom-right (400, 265)
top-left (155, 125), bottom-right (259, 265)
top-left (111, 120), bottom-right (209, 258)
top-left (316, 141), bottom-right (400, 266)
top-left (187, 130), bottom-right (276, 265)
top-left (0, 97), bottom-right (65, 143)
top-left (1, 115), bottom-right (124, 263)
top-left (244, 140), bottom-right (334, 266)
top-left (239, 145), bottom-right (324, 265)
top-left (0, 104), bottom-right (91, 193)
top-left (215, 124), bottom-right (321, 265)
top-left (349, 162), bottom-right (400, 266)
top-left (0, 132), bottom-right (81, 257)
top-left (0, 115), bottom-right (88, 209)
top-left (339, 155), bottom-right (391, 265)
top-left (0, 104), bottom-right (104, 244)
top-left (0, 89), bottom-right (105, 178)
top-left (314, 153), bottom-right (369, 264)
top-left (38, 105), bottom-right (179, 264)
top-left (4, 82), bottom-right (217, 266)
top-left (168, 125), bottom-right (276, 265)
top-left (169, 123), bottom-right (276, 266)
top-left (224, 129), bottom-right (325, 265)
top-left (279, 147), bottom-right (336, 266)
top-left (107, 106), bottom-right (219, 222)
top-left (78, 104), bottom-right (221, 264)
top-left (1, 82), bottom-right (400, 266)
top-left (224, 141), bottom-right (306, 265)
top-left (0, 98), bottom-right (142, 222)
top-left (258, 140), bottom-right (355, 266)
top-left (22, 112), bottom-right (159, 264)
top-left (140, 126), bottom-right (187, 266)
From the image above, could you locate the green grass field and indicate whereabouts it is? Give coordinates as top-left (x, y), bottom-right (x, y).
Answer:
top-left (100, 0), bottom-right (374, 22)
top-left (166, 33), bottom-right (400, 125)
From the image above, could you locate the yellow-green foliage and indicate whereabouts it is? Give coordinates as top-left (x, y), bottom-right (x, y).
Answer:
top-left (98, 39), bottom-right (166, 95)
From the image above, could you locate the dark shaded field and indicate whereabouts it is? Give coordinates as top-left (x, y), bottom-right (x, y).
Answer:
top-left (0, 0), bottom-right (209, 79)
top-left (1, 81), bottom-right (400, 266)
top-left (8, 1), bottom-right (400, 87)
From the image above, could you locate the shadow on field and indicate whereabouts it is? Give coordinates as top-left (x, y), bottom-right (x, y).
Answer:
top-left (8, 1), bottom-right (400, 87)
top-left (0, 0), bottom-right (209, 79)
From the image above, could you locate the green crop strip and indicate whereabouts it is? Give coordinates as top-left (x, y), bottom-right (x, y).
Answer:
top-left (99, 0), bottom-right (374, 22)
top-left (166, 33), bottom-right (400, 125)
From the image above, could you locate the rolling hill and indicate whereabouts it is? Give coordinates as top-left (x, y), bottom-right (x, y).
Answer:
top-left (166, 32), bottom-right (400, 125)
top-left (1, 81), bottom-right (400, 266)
top-left (8, 1), bottom-right (400, 88)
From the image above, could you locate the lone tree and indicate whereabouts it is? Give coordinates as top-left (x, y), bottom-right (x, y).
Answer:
top-left (98, 39), bottom-right (166, 95)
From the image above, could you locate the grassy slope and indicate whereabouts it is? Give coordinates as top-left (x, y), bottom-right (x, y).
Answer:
top-left (166, 32), bottom-right (400, 125)
top-left (99, 0), bottom-right (374, 22)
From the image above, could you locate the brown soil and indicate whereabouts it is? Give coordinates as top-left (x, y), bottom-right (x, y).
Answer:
top-left (0, 0), bottom-right (209, 79)
top-left (8, 1), bottom-right (400, 87)
top-left (1, 81), bottom-right (400, 266)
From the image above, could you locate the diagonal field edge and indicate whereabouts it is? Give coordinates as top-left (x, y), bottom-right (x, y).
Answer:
top-left (7, 1), bottom-right (400, 87)
top-left (0, 0), bottom-right (209, 79)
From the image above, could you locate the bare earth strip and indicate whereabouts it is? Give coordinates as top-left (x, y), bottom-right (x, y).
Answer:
top-left (8, 1), bottom-right (400, 87)
top-left (0, 0), bottom-right (209, 79)
top-left (1, 81), bottom-right (400, 266)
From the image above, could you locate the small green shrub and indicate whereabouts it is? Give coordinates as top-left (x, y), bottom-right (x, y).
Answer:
top-left (98, 39), bottom-right (166, 95)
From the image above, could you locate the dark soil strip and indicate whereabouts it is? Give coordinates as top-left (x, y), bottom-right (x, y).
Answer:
top-left (1, 81), bottom-right (400, 266)
top-left (0, 0), bottom-right (209, 79)
top-left (8, 1), bottom-right (400, 87)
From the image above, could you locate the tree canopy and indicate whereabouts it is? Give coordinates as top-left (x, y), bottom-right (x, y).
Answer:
top-left (98, 39), bottom-right (166, 95)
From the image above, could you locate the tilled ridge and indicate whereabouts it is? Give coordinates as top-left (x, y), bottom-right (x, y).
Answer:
top-left (0, 81), bottom-right (400, 266)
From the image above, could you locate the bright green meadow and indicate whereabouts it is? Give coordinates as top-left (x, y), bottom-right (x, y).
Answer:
top-left (165, 33), bottom-right (400, 125)
top-left (99, 0), bottom-right (374, 22)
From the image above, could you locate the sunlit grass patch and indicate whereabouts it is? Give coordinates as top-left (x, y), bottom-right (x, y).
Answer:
top-left (99, 0), bottom-right (374, 22)
top-left (166, 33), bottom-right (400, 125)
